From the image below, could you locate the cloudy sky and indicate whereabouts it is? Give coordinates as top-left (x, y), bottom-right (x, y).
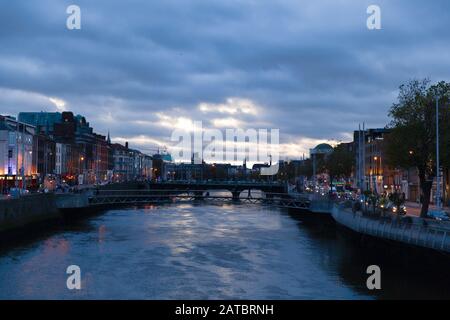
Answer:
top-left (0, 0), bottom-right (449, 161)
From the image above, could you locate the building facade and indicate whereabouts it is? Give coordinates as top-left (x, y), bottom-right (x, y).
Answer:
top-left (33, 132), bottom-right (56, 180)
top-left (19, 111), bottom-right (114, 184)
top-left (0, 116), bottom-right (37, 192)
top-left (353, 127), bottom-right (420, 200)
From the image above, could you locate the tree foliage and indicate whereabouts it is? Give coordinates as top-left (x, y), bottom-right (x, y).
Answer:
top-left (385, 79), bottom-right (450, 217)
top-left (325, 143), bottom-right (354, 185)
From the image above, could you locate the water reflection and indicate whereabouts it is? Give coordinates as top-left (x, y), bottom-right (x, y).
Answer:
top-left (287, 210), bottom-right (450, 299)
top-left (0, 203), bottom-right (448, 299)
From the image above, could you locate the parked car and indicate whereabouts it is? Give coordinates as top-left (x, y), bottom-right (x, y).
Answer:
top-left (427, 210), bottom-right (450, 221)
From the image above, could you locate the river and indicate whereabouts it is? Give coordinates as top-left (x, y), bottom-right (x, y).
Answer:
top-left (0, 201), bottom-right (449, 299)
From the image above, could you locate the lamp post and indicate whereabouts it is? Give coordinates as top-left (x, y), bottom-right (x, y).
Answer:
top-left (435, 95), bottom-right (442, 210)
top-left (21, 122), bottom-right (26, 191)
top-left (312, 152), bottom-right (316, 189)
top-left (373, 156), bottom-right (378, 194)
top-left (79, 156), bottom-right (84, 185)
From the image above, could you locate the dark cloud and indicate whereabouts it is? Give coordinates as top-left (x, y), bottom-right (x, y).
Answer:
top-left (0, 0), bottom-right (449, 156)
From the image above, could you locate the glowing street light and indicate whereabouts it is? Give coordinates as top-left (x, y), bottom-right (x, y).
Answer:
top-left (435, 95), bottom-right (441, 210)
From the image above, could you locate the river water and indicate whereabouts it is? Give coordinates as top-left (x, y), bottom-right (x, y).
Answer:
top-left (0, 201), bottom-right (449, 299)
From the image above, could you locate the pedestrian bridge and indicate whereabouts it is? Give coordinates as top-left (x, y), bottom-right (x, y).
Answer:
top-left (146, 181), bottom-right (286, 199)
top-left (88, 189), bottom-right (312, 210)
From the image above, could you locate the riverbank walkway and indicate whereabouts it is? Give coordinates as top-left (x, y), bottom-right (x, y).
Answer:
top-left (405, 201), bottom-right (450, 217)
top-left (332, 204), bottom-right (450, 254)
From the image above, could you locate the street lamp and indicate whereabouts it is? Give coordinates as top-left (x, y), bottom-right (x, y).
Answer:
top-left (79, 156), bottom-right (85, 181)
top-left (435, 95), bottom-right (441, 210)
top-left (373, 156), bottom-right (378, 194)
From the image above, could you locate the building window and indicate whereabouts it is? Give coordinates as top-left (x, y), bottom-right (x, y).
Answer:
top-left (8, 133), bottom-right (15, 145)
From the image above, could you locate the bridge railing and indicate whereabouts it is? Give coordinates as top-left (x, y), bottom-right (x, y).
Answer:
top-left (88, 189), bottom-right (311, 209)
top-left (150, 180), bottom-right (284, 186)
top-left (92, 189), bottom-right (299, 198)
top-left (333, 207), bottom-right (450, 253)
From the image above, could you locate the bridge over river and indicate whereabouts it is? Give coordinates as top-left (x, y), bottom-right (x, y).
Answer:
top-left (146, 180), bottom-right (287, 198)
top-left (88, 188), bottom-right (316, 211)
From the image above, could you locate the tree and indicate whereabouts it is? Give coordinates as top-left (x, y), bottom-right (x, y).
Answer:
top-left (325, 143), bottom-right (354, 189)
top-left (385, 79), bottom-right (450, 217)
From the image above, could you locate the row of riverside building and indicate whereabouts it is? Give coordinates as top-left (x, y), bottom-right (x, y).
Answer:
top-left (307, 127), bottom-right (449, 205)
top-left (2, 111), bottom-right (448, 205)
top-left (0, 112), bottom-right (153, 193)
